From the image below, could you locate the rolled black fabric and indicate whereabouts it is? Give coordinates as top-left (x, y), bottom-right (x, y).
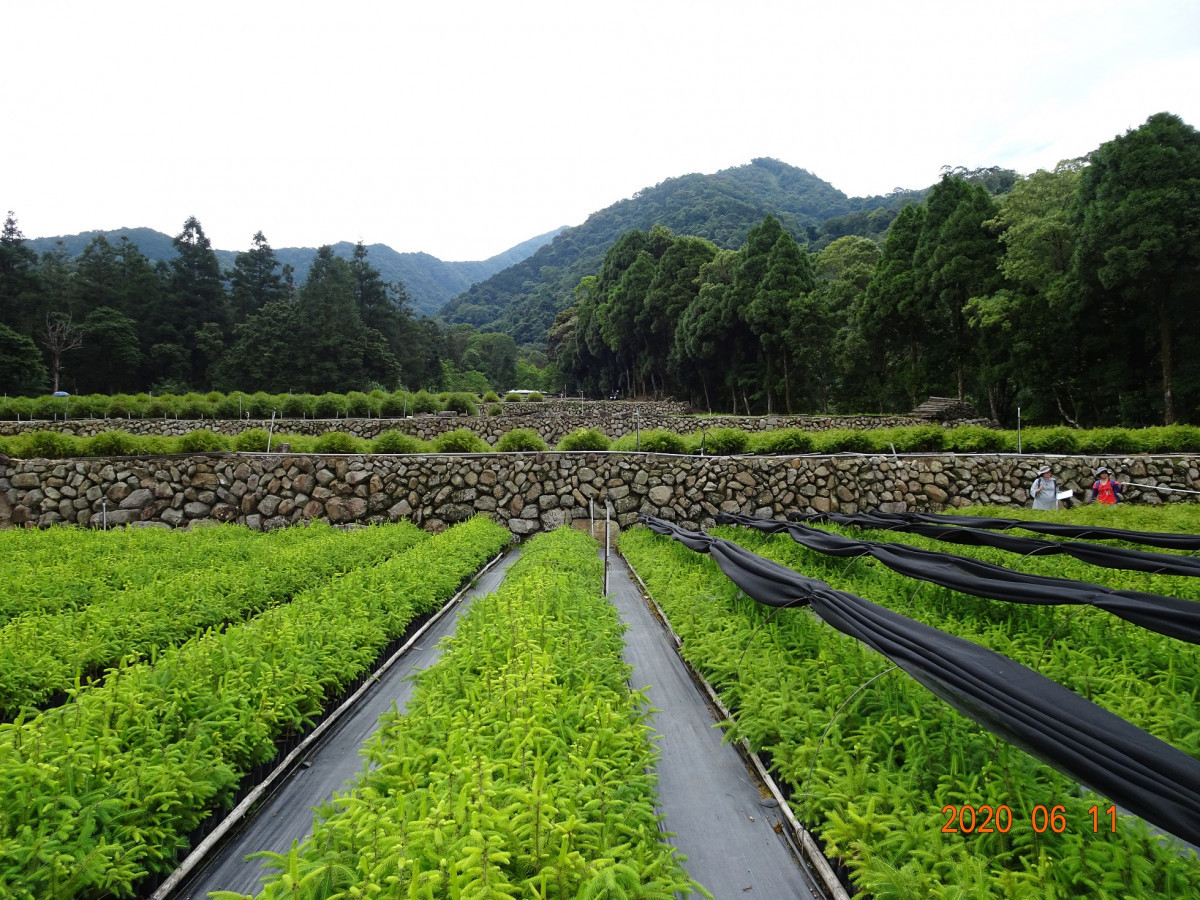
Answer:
top-left (854, 509), bottom-right (1200, 551)
top-left (792, 510), bottom-right (1200, 578)
top-left (717, 512), bottom-right (1200, 644)
top-left (639, 514), bottom-right (1200, 846)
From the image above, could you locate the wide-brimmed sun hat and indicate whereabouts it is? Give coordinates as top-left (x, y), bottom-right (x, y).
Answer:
top-left (1096, 466), bottom-right (1110, 475)
top-left (1038, 465), bottom-right (1052, 475)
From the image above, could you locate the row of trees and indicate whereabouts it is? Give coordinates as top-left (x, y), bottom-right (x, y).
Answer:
top-left (550, 113), bottom-right (1200, 427)
top-left (0, 219), bottom-right (554, 398)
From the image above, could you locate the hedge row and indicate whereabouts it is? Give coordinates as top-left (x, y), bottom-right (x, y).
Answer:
top-left (0, 389), bottom-right (535, 422)
top-left (6, 423), bottom-right (1200, 461)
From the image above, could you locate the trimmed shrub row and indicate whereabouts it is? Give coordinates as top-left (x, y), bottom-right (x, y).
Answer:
top-left (5, 424), bottom-right (1200, 461)
top-left (0, 389), bottom-right (500, 422)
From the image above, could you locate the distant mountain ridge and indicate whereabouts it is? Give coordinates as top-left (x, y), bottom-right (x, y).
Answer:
top-left (438, 158), bottom-right (927, 343)
top-left (23, 227), bottom-right (566, 318)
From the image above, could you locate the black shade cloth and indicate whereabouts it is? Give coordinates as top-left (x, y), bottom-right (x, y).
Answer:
top-left (717, 512), bottom-right (1200, 644)
top-left (841, 508), bottom-right (1200, 551)
top-left (792, 510), bottom-right (1200, 578)
top-left (639, 513), bottom-right (1200, 846)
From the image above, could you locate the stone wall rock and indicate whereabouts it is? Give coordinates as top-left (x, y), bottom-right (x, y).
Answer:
top-left (3, 451), bottom-right (1196, 533)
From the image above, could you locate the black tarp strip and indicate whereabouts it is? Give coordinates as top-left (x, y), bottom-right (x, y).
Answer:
top-left (792, 510), bottom-right (1200, 578)
top-left (716, 512), bottom-right (1200, 644)
top-left (639, 514), bottom-right (1200, 846)
top-left (847, 509), bottom-right (1200, 551)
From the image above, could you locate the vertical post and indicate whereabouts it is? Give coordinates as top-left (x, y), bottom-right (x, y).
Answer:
top-left (102, 498), bottom-right (108, 531)
top-left (1017, 407), bottom-right (1022, 455)
top-left (636, 407), bottom-right (641, 452)
top-left (603, 501), bottom-right (611, 596)
top-left (267, 409), bottom-right (277, 452)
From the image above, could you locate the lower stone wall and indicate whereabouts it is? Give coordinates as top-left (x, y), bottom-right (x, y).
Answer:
top-left (2, 452), bottom-right (1194, 532)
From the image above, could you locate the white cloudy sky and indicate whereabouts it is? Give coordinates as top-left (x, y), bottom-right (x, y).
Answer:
top-left (6, 1), bottom-right (1199, 261)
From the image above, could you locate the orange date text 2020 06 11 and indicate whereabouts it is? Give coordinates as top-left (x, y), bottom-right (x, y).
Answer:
top-left (941, 803), bottom-right (1118, 835)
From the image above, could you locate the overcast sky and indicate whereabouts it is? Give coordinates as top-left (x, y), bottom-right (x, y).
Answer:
top-left (6, 1), bottom-right (1199, 261)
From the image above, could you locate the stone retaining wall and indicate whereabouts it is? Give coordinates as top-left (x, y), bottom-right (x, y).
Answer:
top-left (0, 411), bottom-right (994, 445)
top-left (2, 452), bottom-right (1194, 532)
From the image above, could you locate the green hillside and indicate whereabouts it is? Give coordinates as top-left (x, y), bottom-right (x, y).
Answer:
top-left (438, 158), bottom-right (925, 343)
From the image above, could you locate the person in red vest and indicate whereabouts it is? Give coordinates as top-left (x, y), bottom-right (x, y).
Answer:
top-left (1089, 466), bottom-right (1123, 504)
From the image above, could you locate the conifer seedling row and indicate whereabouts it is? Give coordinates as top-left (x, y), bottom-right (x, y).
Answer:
top-left (0, 517), bottom-right (510, 899)
top-left (619, 520), bottom-right (1200, 899)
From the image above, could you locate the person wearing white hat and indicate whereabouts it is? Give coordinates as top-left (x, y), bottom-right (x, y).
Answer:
top-left (1088, 466), bottom-right (1123, 505)
top-left (1031, 464), bottom-right (1057, 510)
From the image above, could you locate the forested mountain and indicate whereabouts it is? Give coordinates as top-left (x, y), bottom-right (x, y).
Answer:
top-left (23, 227), bottom-right (565, 318)
top-left (1, 218), bottom-right (560, 399)
top-left (550, 113), bottom-right (1200, 428)
top-left (439, 158), bottom-right (928, 343)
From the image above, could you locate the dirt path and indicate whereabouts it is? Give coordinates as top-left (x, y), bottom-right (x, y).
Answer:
top-left (606, 548), bottom-right (823, 899)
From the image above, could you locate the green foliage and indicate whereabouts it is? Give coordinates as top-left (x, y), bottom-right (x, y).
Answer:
top-left (274, 433), bottom-right (315, 453)
top-left (84, 430), bottom-right (141, 457)
top-left (378, 391), bottom-right (409, 416)
top-left (1137, 425), bottom-right (1200, 453)
top-left (556, 427), bottom-right (611, 451)
top-left (32, 395), bottom-right (67, 419)
top-left (0, 323), bottom-right (48, 396)
top-left (1076, 427), bottom-right (1142, 454)
top-left (343, 391), bottom-right (373, 417)
top-left (1020, 426), bottom-right (1080, 454)
top-left (233, 428), bottom-right (271, 452)
top-left (212, 394), bottom-right (242, 418)
top-left (17, 430), bottom-right (80, 459)
top-left (628, 429), bottom-right (688, 454)
top-left (0, 518), bottom-right (509, 898)
top-left (432, 428), bottom-right (490, 453)
top-left (527, 391), bottom-right (544, 402)
top-left (503, 391), bottom-right (524, 402)
top-left (482, 390), bottom-right (500, 403)
top-left (313, 392), bottom-right (348, 418)
top-left (813, 428), bottom-right (873, 453)
top-left (0, 396), bottom-right (34, 420)
top-left (879, 425), bottom-right (948, 452)
top-left (369, 429), bottom-right (425, 454)
top-left (946, 424), bottom-right (1011, 452)
top-left (442, 392), bottom-right (479, 416)
top-left (411, 389), bottom-right (441, 414)
top-left (496, 428), bottom-right (548, 452)
top-left (621, 517), bottom-right (1200, 900)
top-left (313, 431), bottom-right (364, 454)
top-left (175, 428), bottom-right (232, 453)
top-left (487, 403), bottom-right (503, 416)
top-left (279, 393), bottom-right (315, 418)
top-left (697, 427), bottom-right (750, 455)
top-left (751, 427), bottom-right (815, 454)
top-left (241, 527), bottom-right (703, 900)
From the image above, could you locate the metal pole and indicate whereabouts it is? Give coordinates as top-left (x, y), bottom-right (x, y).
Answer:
top-left (102, 498), bottom-right (107, 531)
top-left (267, 409), bottom-right (277, 452)
top-left (603, 501), bottom-right (611, 596)
top-left (636, 407), bottom-right (641, 451)
top-left (1017, 407), bottom-right (1022, 455)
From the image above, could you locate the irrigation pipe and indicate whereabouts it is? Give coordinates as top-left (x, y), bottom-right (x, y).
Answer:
top-left (151, 549), bottom-right (510, 900)
top-left (622, 553), bottom-right (850, 900)
top-left (1123, 482), bottom-right (1200, 496)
